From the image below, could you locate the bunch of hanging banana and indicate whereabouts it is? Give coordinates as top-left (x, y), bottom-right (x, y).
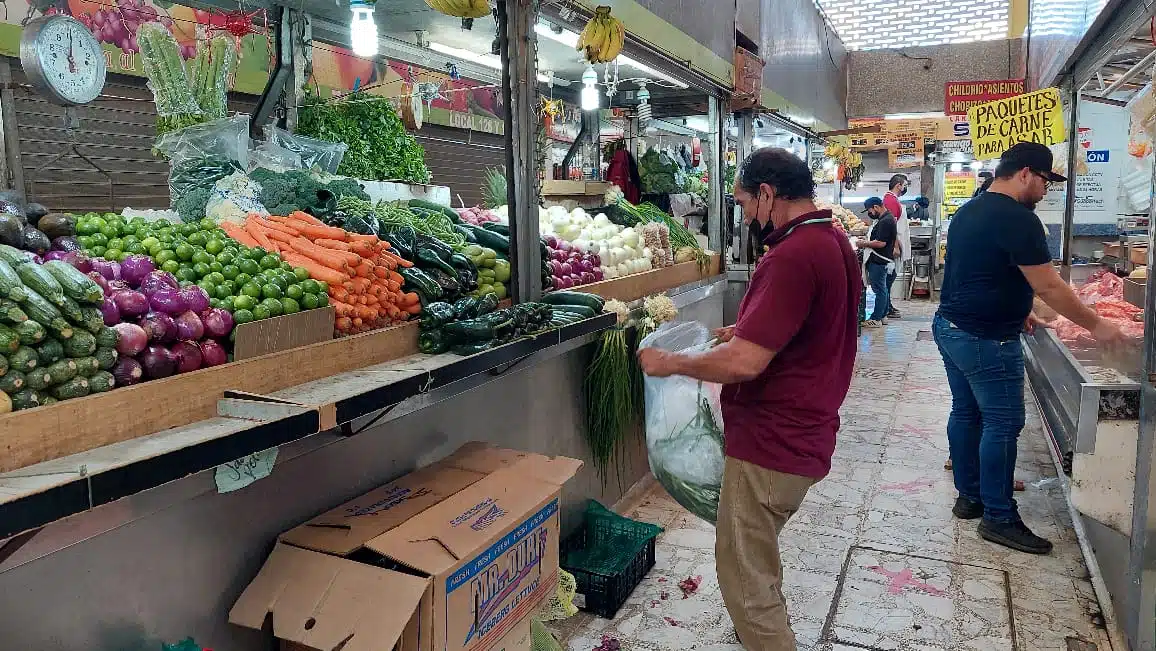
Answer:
top-left (576, 6), bottom-right (625, 64)
top-left (424, 0), bottom-right (491, 19)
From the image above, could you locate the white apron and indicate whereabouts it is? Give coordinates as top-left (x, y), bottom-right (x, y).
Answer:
top-left (894, 199), bottom-right (912, 266)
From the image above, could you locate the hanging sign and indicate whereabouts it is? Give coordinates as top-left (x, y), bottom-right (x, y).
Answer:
top-left (945, 79), bottom-right (1026, 115)
top-left (938, 115), bottom-right (971, 140)
top-left (936, 140), bottom-right (974, 156)
top-left (967, 87), bottom-right (1066, 160)
top-left (943, 172), bottom-right (976, 200)
top-left (888, 130), bottom-right (923, 168)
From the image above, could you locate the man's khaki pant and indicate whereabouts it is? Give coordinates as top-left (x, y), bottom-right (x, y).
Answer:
top-left (716, 456), bottom-right (816, 651)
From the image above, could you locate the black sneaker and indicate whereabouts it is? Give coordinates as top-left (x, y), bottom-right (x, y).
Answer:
top-left (978, 520), bottom-right (1053, 555)
top-left (952, 497), bottom-right (983, 520)
top-left (888, 308), bottom-right (902, 319)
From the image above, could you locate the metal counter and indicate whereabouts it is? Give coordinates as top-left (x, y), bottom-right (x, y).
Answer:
top-left (1023, 327), bottom-right (1140, 627)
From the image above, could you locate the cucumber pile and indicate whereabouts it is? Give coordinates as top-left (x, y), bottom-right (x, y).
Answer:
top-left (416, 290), bottom-right (606, 357)
top-left (0, 245), bottom-right (120, 412)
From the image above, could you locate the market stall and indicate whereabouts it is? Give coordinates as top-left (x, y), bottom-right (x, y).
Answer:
top-left (1017, 7), bottom-right (1156, 648)
top-left (0, 0), bottom-right (732, 646)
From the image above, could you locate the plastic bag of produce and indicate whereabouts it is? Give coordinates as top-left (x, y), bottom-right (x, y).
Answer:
top-left (187, 34), bottom-right (236, 122)
top-left (640, 321), bottom-right (725, 524)
top-left (138, 22), bottom-right (203, 134)
top-left (265, 124), bottom-right (349, 173)
top-left (205, 172), bottom-right (267, 225)
top-left (155, 115), bottom-right (250, 217)
top-left (250, 139), bottom-right (304, 172)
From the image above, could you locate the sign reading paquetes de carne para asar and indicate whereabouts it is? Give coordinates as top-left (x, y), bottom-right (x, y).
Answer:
top-left (966, 87), bottom-right (1066, 160)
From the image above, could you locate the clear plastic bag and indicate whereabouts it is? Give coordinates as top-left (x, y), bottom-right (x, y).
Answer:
top-left (264, 124), bottom-right (348, 173)
top-left (640, 322), bottom-right (725, 524)
top-left (205, 172), bottom-right (267, 225)
top-left (250, 140), bottom-right (304, 172)
top-left (155, 115), bottom-right (250, 212)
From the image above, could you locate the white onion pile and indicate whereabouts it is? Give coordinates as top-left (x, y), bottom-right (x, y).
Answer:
top-left (541, 206), bottom-right (652, 280)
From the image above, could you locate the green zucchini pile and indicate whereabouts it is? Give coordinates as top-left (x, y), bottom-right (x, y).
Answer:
top-left (0, 245), bottom-right (120, 412)
top-left (417, 291), bottom-right (606, 356)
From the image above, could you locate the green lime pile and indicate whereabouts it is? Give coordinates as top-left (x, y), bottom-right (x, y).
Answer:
top-left (74, 214), bottom-right (330, 324)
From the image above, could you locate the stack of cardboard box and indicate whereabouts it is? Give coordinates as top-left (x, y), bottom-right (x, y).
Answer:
top-left (229, 442), bottom-right (582, 651)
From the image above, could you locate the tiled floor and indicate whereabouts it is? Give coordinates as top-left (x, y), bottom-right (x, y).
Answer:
top-left (550, 301), bottom-right (1113, 651)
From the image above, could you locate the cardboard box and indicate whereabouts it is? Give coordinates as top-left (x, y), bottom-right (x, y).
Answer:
top-left (229, 542), bottom-right (431, 651)
top-left (232, 443), bottom-right (580, 651)
top-left (489, 617), bottom-right (531, 651)
top-left (368, 454), bottom-right (580, 651)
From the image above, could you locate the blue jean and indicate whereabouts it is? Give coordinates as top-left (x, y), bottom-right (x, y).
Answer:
top-left (887, 268), bottom-right (898, 311)
top-left (932, 314), bottom-right (1025, 524)
top-left (867, 262), bottom-right (890, 321)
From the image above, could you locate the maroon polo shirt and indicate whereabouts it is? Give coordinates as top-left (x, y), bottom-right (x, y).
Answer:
top-left (722, 210), bottom-right (860, 479)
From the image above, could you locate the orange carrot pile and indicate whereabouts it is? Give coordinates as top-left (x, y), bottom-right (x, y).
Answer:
top-left (222, 213), bottom-right (421, 335)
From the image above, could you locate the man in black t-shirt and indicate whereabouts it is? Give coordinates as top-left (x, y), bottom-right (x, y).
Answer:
top-left (858, 197), bottom-right (896, 327)
top-left (935, 142), bottom-right (1124, 555)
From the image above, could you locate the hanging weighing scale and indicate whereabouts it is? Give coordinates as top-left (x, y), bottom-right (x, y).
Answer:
top-left (19, 14), bottom-right (114, 206)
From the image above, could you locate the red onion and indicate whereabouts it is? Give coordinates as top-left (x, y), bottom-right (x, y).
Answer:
top-left (560, 262), bottom-right (573, 276)
top-left (100, 298), bottom-right (121, 326)
top-left (199, 339), bottom-right (228, 367)
top-left (111, 357), bottom-right (144, 386)
top-left (148, 289), bottom-right (189, 315)
top-left (139, 270), bottom-right (178, 295)
top-left (140, 311), bottom-right (176, 343)
top-left (112, 289), bottom-right (149, 319)
top-left (112, 322), bottom-right (148, 356)
top-left (200, 308), bottom-right (234, 339)
top-left (171, 340), bottom-right (203, 373)
top-left (180, 286), bottom-right (210, 314)
top-left (91, 258), bottom-right (121, 280)
top-left (174, 311), bottom-right (204, 341)
top-left (43, 250), bottom-right (69, 263)
top-left (119, 254), bottom-right (156, 287)
top-left (544, 235), bottom-right (559, 249)
top-left (138, 345), bottom-right (177, 379)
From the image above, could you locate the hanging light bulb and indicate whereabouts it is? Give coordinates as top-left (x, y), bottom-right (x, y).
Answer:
top-left (950, 162), bottom-right (963, 172)
top-left (636, 81), bottom-right (651, 124)
top-left (581, 65), bottom-right (600, 111)
top-left (969, 161), bottom-right (981, 171)
top-left (349, 0), bottom-right (378, 57)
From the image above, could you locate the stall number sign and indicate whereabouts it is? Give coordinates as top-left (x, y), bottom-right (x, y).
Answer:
top-left (945, 79), bottom-right (1025, 115)
top-left (888, 131), bottom-right (923, 169)
top-left (967, 87), bottom-right (1066, 160)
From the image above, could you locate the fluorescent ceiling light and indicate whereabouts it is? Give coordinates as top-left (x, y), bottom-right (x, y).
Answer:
top-left (535, 21), bottom-right (689, 89)
top-left (428, 41), bottom-right (501, 69)
top-left (883, 111), bottom-right (945, 119)
top-left (535, 22), bottom-right (579, 48)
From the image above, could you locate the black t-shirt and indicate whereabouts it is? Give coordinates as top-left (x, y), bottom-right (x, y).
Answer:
top-left (939, 191), bottom-right (1052, 340)
top-left (866, 214), bottom-right (897, 264)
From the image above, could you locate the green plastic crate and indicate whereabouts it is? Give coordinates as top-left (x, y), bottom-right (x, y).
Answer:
top-left (561, 501), bottom-right (663, 618)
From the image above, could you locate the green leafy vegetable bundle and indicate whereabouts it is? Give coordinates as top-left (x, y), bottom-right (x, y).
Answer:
top-left (638, 148), bottom-right (684, 195)
top-left (297, 92), bottom-right (432, 185)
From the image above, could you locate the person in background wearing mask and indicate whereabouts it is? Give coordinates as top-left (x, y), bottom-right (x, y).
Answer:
top-left (639, 147), bottom-right (859, 651)
top-left (858, 197), bottom-right (897, 328)
top-left (882, 174), bottom-right (910, 319)
top-left (936, 142), bottom-right (1126, 555)
top-left (908, 196), bottom-right (930, 223)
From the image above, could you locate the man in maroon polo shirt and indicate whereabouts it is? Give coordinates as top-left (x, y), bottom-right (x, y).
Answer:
top-left (639, 148), bottom-right (859, 651)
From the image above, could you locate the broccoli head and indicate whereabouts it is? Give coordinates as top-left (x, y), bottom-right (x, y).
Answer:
top-left (174, 186), bottom-right (212, 223)
top-left (323, 177), bottom-right (370, 202)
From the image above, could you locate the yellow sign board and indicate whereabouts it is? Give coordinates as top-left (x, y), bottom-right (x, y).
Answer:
top-left (888, 131), bottom-right (923, 169)
top-left (967, 87), bottom-right (1066, 160)
top-left (943, 172), bottom-right (976, 200)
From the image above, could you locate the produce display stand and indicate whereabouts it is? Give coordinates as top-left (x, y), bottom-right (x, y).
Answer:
top-left (578, 255), bottom-right (721, 302)
top-left (0, 311), bottom-right (617, 539)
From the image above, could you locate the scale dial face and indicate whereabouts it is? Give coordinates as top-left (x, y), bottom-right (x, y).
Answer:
top-left (20, 15), bottom-right (107, 106)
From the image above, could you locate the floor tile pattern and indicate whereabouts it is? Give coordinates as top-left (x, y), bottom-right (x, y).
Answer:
top-left (550, 301), bottom-right (1113, 651)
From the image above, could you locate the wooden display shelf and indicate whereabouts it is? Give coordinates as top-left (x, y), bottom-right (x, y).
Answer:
top-left (577, 255), bottom-right (722, 302)
top-left (0, 321), bottom-right (420, 474)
